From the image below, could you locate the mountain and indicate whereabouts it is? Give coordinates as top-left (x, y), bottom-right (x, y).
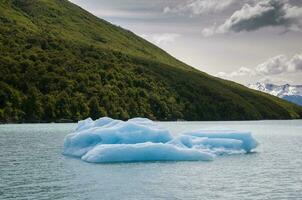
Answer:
top-left (248, 82), bottom-right (302, 106)
top-left (0, 0), bottom-right (302, 123)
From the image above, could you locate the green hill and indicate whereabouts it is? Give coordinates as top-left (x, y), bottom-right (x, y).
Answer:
top-left (0, 0), bottom-right (301, 122)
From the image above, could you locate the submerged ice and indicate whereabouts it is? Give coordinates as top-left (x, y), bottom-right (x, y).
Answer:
top-left (63, 117), bottom-right (258, 163)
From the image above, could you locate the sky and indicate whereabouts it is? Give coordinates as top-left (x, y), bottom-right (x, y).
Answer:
top-left (69, 0), bottom-right (302, 85)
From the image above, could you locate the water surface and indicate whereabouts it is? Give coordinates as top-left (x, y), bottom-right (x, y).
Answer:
top-left (1, 120), bottom-right (301, 200)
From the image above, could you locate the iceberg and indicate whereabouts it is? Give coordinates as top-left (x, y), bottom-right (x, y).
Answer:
top-left (63, 117), bottom-right (258, 163)
top-left (82, 142), bottom-right (214, 163)
top-left (184, 130), bottom-right (258, 152)
top-left (63, 117), bottom-right (172, 157)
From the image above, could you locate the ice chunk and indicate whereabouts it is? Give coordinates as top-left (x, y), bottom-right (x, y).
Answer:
top-left (63, 117), bottom-right (259, 163)
top-left (76, 117), bottom-right (115, 131)
top-left (82, 142), bottom-right (214, 163)
top-left (168, 135), bottom-right (244, 150)
top-left (184, 130), bottom-right (258, 152)
top-left (63, 117), bottom-right (172, 157)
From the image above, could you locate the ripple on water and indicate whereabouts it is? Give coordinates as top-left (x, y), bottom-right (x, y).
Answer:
top-left (0, 121), bottom-right (302, 200)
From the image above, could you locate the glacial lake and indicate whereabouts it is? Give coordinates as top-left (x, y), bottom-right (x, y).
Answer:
top-left (1, 120), bottom-right (302, 200)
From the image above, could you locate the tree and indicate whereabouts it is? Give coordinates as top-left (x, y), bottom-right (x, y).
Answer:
top-left (88, 96), bottom-right (107, 119)
top-left (23, 86), bottom-right (43, 121)
top-left (70, 93), bottom-right (89, 120)
top-left (55, 91), bottom-right (71, 119)
top-left (43, 94), bottom-right (56, 121)
top-left (117, 107), bottom-right (129, 120)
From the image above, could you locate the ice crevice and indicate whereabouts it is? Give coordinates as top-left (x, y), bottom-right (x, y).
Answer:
top-left (63, 117), bottom-right (258, 163)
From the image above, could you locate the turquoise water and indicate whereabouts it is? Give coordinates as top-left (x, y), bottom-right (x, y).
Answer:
top-left (1, 120), bottom-right (302, 200)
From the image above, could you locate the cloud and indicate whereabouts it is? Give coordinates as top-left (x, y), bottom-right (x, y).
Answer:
top-left (257, 76), bottom-right (293, 85)
top-left (256, 53), bottom-right (302, 75)
top-left (289, 53), bottom-right (302, 72)
top-left (216, 67), bottom-right (254, 79)
top-left (163, 0), bottom-right (236, 16)
top-left (140, 33), bottom-right (181, 45)
top-left (256, 55), bottom-right (288, 75)
top-left (216, 53), bottom-right (302, 79)
top-left (202, 0), bottom-right (302, 36)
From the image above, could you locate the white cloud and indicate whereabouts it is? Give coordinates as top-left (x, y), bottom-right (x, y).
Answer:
top-left (216, 67), bottom-right (254, 79)
top-left (202, 0), bottom-right (302, 36)
top-left (201, 24), bottom-right (219, 37)
top-left (163, 0), bottom-right (235, 16)
top-left (256, 55), bottom-right (288, 75)
top-left (289, 53), bottom-right (302, 72)
top-left (163, 6), bottom-right (172, 14)
top-left (216, 53), bottom-right (302, 79)
top-left (140, 33), bottom-right (181, 45)
top-left (258, 76), bottom-right (293, 85)
top-left (256, 53), bottom-right (302, 75)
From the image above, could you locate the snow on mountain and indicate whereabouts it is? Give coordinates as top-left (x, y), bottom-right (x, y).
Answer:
top-left (248, 82), bottom-right (302, 106)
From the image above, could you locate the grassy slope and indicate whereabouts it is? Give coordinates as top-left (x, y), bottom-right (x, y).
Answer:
top-left (0, 0), bottom-right (301, 122)
top-left (2, 0), bottom-right (190, 69)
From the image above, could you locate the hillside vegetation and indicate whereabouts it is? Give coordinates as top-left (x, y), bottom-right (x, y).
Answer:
top-left (1, 0), bottom-right (302, 122)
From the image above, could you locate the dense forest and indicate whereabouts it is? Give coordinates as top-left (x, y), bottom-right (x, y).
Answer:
top-left (1, 0), bottom-right (302, 123)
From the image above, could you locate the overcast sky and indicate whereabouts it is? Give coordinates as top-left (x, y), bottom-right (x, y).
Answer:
top-left (70, 0), bottom-right (302, 85)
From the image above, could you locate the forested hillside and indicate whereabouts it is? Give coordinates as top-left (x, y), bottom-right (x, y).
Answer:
top-left (1, 0), bottom-right (302, 122)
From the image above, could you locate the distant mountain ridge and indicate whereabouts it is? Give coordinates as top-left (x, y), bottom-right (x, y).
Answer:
top-left (248, 83), bottom-right (302, 106)
top-left (0, 0), bottom-right (302, 122)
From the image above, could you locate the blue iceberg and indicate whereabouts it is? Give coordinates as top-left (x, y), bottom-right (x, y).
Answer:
top-left (63, 117), bottom-right (258, 163)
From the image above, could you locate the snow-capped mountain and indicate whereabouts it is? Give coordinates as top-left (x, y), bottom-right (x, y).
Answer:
top-left (248, 82), bottom-right (302, 106)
